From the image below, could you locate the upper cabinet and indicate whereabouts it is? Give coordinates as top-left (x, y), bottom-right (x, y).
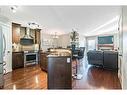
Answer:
top-left (12, 22), bottom-right (41, 46)
top-left (35, 29), bottom-right (41, 44)
top-left (12, 23), bottom-right (21, 44)
top-left (35, 29), bottom-right (41, 49)
top-left (30, 28), bottom-right (36, 43)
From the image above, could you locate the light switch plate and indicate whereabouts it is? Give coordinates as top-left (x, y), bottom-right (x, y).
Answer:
top-left (67, 58), bottom-right (70, 63)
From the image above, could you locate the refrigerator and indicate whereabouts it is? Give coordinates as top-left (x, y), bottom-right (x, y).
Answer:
top-left (0, 25), bottom-right (4, 88)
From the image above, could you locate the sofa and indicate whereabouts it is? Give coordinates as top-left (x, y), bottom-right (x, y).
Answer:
top-left (87, 50), bottom-right (103, 66)
top-left (87, 50), bottom-right (118, 70)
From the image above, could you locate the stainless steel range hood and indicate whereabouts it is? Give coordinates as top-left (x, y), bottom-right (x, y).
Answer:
top-left (22, 27), bottom-right (33, 39)
top-left (20, 27), bottom-right (34, 45)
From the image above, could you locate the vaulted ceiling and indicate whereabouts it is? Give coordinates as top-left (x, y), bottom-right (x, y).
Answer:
top-left (0, 6), bottom-right (121, 36)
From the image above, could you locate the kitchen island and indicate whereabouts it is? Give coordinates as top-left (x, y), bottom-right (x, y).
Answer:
top-left (47, 49), bottom-right (72, 89)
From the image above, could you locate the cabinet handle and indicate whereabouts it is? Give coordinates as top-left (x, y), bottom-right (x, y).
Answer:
top-left (2, 31), bottom-right (6, 56)
top-left (119, 54), bottom-right (122, 56)
top-left (3, 61), bottom-right (6, 66)
top-left (3, 69), bottom-right (7, 75)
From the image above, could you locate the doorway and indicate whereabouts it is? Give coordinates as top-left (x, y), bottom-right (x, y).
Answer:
top-left (87, 39), bottom-right (96, 51)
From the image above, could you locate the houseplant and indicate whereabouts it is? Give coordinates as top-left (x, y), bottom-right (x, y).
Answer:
top-left (70, 29), bottom-right (79, 46)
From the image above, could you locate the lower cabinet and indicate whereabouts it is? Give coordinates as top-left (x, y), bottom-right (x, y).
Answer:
top-left (12, 52), bottom-right (24, 70)
top-left (40, 52), bottom-right (48, 71)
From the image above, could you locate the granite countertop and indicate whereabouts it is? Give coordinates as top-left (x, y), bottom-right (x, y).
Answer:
top-left (12, 51), bottom-right (24, 53)
top-left (47, 52), bottom-right (71, 57)
top-left (12, 50), bottom-right (40, 53)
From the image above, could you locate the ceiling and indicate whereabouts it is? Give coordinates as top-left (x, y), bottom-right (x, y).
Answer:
top-left (0, 6), bottom-right (121, 36)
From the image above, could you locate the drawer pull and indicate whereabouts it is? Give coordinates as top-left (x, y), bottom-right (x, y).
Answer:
top-left (3, 69), bottom-right (7, 75)
top-left (3, 61), bottom-right (6, 66)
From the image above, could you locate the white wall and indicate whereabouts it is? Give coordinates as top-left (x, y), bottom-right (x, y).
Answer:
top-left (85, 33), bottom-right (119, 51)
top-left (58, 33), bottom-right (85, 48)
top-left (113, 33), bottom-right (119, 50)
top-left (41, 31), bottom-right (85, 51)
top-left (41, 31), bottom-right (53, 51)
top-left (122, 6), bottom-right (127, 89)
top-left (79, 34), bottom-right (85, 47)
top-left (58, 33), bottom-right (70, 48)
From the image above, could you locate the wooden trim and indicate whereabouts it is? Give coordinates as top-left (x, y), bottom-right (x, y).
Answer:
top-left (98, 44), bottom-right (114, 47)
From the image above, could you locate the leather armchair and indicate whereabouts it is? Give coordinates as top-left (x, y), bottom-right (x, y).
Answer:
top-left (103, 51), bottom-right (118, 70)
top-left (87, 50), bottom-right (103, 66)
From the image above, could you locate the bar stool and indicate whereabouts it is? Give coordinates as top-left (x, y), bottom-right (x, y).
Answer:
top-left (72, 47), bottom-right (85, 80)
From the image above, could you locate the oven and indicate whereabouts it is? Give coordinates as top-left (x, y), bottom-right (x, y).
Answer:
top-left (24, 52), bottom-right (38, 67)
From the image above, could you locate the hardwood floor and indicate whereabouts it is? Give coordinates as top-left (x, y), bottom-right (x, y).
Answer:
top-left (3, 64), bottom-right (121, 89)
top-left (73, 65), bottom-right (121, 89)
top-left (4, 65), bottom-right (47, 89)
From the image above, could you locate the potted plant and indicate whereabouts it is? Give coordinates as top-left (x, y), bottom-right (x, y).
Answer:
top-left (70, 29), bottom-right (79, 45)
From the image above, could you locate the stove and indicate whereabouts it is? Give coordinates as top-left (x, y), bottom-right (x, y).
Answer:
top-left (24, 50), bottom-right (39, 67)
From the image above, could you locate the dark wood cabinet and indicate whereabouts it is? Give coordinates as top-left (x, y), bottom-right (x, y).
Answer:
top-left (35, 29), bottom-right (41, 50)
top-left (48, 56), bottom-right (72, 89)
top-left (35, 29), bottom-right (41, 44)
top-left (13, 22), bottom-right (41, 45)
top-left (40, 52), bottom-right (48, 71)
top-left (12, 23), bottom-right (21, 44)
top-left (30, 29), bottom-right (36, 43)
top-left (12, 52), bottom-right (24, 70)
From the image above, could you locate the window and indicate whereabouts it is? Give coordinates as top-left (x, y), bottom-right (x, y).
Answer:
top-left (88, 39), bottom-right (96, 50)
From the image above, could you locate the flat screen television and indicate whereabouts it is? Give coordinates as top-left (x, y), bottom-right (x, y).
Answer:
top-left (98, 36), bottom-right (113, 44)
